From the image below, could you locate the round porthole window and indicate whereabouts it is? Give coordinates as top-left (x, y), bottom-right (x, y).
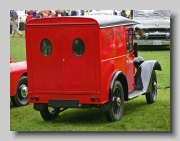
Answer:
top-left (40, 39), bottom-right (52, 56)
top-left (72, 38), bottom-right (85, 56)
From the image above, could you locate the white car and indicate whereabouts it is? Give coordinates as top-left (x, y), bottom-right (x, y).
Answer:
top-left (88, 10), bottom-right (114, 15)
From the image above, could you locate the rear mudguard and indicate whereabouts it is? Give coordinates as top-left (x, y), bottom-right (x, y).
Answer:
top-left (134, 60), bottom-right (162, 93)
top-left (99, 70), bottom-right (128, 112)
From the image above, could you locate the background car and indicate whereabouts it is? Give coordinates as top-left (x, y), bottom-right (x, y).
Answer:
top-left (10, 57), bottom-right (28, 107)
top-left (88, 10), bottom-right (114, 15)
top-left (131, 10), bottom-right (170, 47)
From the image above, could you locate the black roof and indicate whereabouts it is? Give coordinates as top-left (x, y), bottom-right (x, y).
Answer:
top-left (83, 15), bottom-right (139, 28)
top-left (27, 15), bottom-right (139, 28)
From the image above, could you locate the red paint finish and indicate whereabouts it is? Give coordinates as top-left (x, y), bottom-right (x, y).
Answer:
top-left (99, 26), bottom-right (127, 103)
top-left (25, 17), bottom-right (136, 105)
top-left (30, 27), bottom-right (63, 93)
top-left (10, 60), bottom-right (27, 96)
top-left (62, 26), bottom-right (97, 94)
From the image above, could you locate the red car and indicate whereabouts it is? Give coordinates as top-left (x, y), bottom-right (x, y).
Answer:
top-left (10, 57), bottom-right (28, 107)
top-left (25, 16), bottom-right (162, 122)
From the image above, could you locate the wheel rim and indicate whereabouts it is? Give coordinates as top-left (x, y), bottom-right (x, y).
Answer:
top-left (112, 88), bottom-right (121, 118)
top-left (48, 107), bottom-right (58, 115)
top-left (19, 84), bottom-right (28, 98)
top-left (152, 76), bottom-right (157, 101)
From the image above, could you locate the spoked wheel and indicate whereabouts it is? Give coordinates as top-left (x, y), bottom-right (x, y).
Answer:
top-left (11, 75), bottom-right (28, 107)
top-left (105, 80), bottom-right (124, 122)
top-left (40, 105), bottom-right (60, 121)
top-left (146, 70), bottom-right (157, 104)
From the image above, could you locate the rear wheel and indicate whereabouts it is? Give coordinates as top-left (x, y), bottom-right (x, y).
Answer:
top-left (105, 80), bottom-right (124, 122)
top-left (40, 105), bottom-right (60, 121)
top-left (11, 75), bottom-right (28, 107)
top-left (146, 71), bottom-right (157, 104)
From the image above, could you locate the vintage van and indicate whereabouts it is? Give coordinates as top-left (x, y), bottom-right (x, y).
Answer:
top-left (25, 15), bottom-right (162, 122)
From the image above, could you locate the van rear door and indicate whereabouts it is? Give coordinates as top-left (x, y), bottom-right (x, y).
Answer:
top-left (30, 26), bottom-right (63, 93)
top-left (62, 26), bottom-right (97, 94)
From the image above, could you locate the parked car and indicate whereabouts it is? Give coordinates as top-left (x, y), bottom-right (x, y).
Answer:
top-left (10, 57), bottom-right (28, 107)
top-left (88, 10), bottom-right (114, 15)
top-left (130, 10), bottom-right (170, 46)
top-left (25, 15), bottom-right (162, 122)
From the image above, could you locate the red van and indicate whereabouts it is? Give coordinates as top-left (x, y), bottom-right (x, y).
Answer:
top-left (25, 16), bottom-right (162, 122)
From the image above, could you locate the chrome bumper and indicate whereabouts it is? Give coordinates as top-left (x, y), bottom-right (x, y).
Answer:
top-left (134, 40), bottom-right (170, 46)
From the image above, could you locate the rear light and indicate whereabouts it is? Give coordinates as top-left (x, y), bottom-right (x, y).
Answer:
top-left (91, 96), bottom-right (95, 102)
top-left (91, 96), bottom-right (100, 102)
top-left (35, 96), bottom-right (39, 101)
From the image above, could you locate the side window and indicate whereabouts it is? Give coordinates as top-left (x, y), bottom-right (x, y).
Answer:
top-left (40, 39), bottom-right (52, 56)
top-left (126, 27), bottom-right (133, 53)
top-left (72, 38), bottom-right (85, 56)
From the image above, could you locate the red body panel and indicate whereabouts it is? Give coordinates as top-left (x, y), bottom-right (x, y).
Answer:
top-left (25, 17), bottom-right (135, 105)
top-left (100, 26), bottom-right (127, 103)
top-left (10, 61), bottom-right (27, 96)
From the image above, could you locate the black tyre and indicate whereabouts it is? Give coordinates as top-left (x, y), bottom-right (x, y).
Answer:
top-left (11, 75), bottom-right (28, 107)
top-left (40, 105), bottom-right (60, 121)
top-left (105, 80), bottom-right (124, 122)
top-left (146, 70), bottom-right (157, 104)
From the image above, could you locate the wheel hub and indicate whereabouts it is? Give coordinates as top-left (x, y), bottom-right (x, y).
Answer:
top-left (152, 81), bottom-right (157, 100)
top-left (20, 85), bottom-right (28, 98)
top-left (116, 97), bottom-right (121, 107)
top-left (153, 82), bottom-right (157, 87)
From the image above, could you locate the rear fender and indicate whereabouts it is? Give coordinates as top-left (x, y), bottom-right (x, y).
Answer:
top-left (99, 70), bottom-right (128, 112)
top-left (134, 60), bottom-right (162, 92)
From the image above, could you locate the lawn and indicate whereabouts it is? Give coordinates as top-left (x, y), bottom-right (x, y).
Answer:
top-left (10, 31), bottom-right (170, 131)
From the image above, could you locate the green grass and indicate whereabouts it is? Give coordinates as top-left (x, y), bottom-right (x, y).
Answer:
top-left (10, 31), bottom-right (170, 131)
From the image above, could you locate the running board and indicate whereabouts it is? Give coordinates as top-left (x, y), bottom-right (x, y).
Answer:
top-left (128, 90), bottom-right (146, 100)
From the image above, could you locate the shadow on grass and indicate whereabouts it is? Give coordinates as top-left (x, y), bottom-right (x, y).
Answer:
top-left (123, 99), bottom-right (148, 115)
top-left (138, 45), bottom-right (170, 51)
top-left (52, 108), bottom-right (107, 124)
top-left (37, 100), bottom-right (149, 125)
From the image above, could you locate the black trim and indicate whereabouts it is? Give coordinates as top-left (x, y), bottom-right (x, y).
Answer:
top-left (134, 60), bottom-right (162, 92)
top-left (133, 43), bottom-right (138, 57)
top-left (49, 100), bottom-right (79, 108)
top-left (86, 15), bottom-right (139, 28)
top-left (27, 16), bottom-right (139, 29)
top-left (34, 103), bottom-right (47, 111)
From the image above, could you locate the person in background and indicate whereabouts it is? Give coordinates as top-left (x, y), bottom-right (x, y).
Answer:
top-left (121, 10), bottom-right (127, 18)
top-left (32, 10), bottom-right (37, 18)
top-left (71, 10), bottom-right (77, 16)
top-left (65, 10), bottom-right (70, 16)
top-left (84, 10), bottom-right (89, 16)
top-left (43, 10), bottom-right (47, 17)
top-left (36, 10), bottom-right (44, 18)
top-left (25, 10), bottom-right (33, 23)
top-left (54, 10), bottom-right (62, 17)
top-left (11, 10), bottom-right (23, 37)
top-left (46, 10), bottom-right (53, 18)
top-left (126, 10), bottom-right (131, 18)
top-left (81, 10), bottom-right (84, 16)
top-left (61, 10), bottom-right (66, 16)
